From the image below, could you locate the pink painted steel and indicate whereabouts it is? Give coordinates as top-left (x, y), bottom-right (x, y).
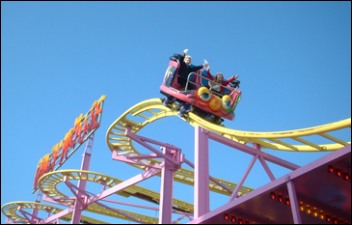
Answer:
top-left (18, 208), bottom-right (32, 222)
top-left (184, 158), bottom-right (232, 194)
top-left (254, 143), bottom-right (276, 181)
top-left (287, 180), bottom-right (302, 223)
top-left (30, 134), bottom-right (96, 224)
top-left (189, 144), bottom-right (351, 224)
top-left (94, 201), bottom-right (143, 223)
top-left (30, 191), bottom-right (42, 223)
top-left (206, 131), bottom-right (300, 170)
top-left (42, 207), bottom-right (73, 224)
top-left (159, 147), bottom-right (176, 224)
top-left (124, 126), bottom-right (180, 165)
top-left (9, 114), bottom-right (348, 224)
top-left (100, 198), bottom-right (159, 211)
top-left (112, 152), bottom-right (163, 169)
top-left (86, 168), bottom-right (160, 204)
top-left (229, 154), bottom-right (258, 201)
top-left (258, 155), bottom-right (276, 181)
top-left (194, 126), bottom-right (210, 218)
top-left (42, 194), bottom-right (74, 207)
top-left (121, 127), bottom-right (184, 223)
top-left (71, 134), bottom-right (94, 224)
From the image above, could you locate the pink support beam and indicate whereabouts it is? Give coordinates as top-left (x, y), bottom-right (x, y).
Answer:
top-left (124, 126), bottom-right (180, 165)
top-left (71, 134), bottom-right (94, 224)
top-left (122, 127), bottom-right (185, 223)
top-left (100, 198), bottom-right (160, 211)
top-left (18, 207), bottom-right (32, 222)
top-left (194, 126), bottom-right (210, 218)
top-left (206, 131), bottom-right (300, 170)
top-left (42, 194), bottom-right (74, 207)
top-left (93, 201), bottom-right (145, 223)
top-left (184, 158), bottom-right (233, 194)
top-left (159, 147), bottom-right (176, 224)
top-left (258, 155), bottom-right (276, 181)
top-left (229, 154), bottom-right (258, 201)
top-left (189, 145), bottom-right (351, 224)
top-left (6, 218), bottom-right (16, 224)
top-left (63, 179), bottom-right (86, 206)
top-left (112, 151), bottom-right (163, 170)
top-left (86, 168), bottom-right (161, 204)
top-left (30, 191), bottom-right (42, 223)
top-left (254, 144), bottom-right (276, 181)
top-left (287, 180), bottom-right (302, 223)
top-left (42, 207), bottom-right (74, 224)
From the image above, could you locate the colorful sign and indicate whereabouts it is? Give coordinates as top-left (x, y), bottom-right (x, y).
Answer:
top-left (33, 95), bottom-right (106, 191)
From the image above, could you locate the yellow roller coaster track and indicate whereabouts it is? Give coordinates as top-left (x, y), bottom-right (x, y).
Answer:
top-left (3, 98), bottom-right (350, 224)
top-left (38, 169), bottom-right (194, 213)
top-left (3, 169), bottom-right (194, 224)
top-left (106, 98), bottom-right (351, 195)
top-left (1, 201), bottom-right (109, 224)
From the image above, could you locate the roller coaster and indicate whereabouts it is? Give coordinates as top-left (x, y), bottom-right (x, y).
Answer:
top-left (2, 96), bottom-right (351, 224)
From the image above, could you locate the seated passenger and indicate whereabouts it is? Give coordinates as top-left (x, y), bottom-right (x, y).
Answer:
top-left (172, 49), bottom-right (207, 90)
top-left (203, 68), bottom-right (239, 95)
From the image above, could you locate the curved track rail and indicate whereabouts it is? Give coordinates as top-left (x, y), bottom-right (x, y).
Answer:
top-left (107, 98), bottom-right (350, 153)
top-left (106, 98), bottom-right (350, 194)
top-left (2, 98), bottom-right (350, 224)
top-left (38, 169), bottom-right (194, 214)
top-left (1, 201), bottom-right (109, 224)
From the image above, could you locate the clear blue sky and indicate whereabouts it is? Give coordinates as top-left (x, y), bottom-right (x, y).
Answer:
top-left (1, 2), bottom-right (351, 224)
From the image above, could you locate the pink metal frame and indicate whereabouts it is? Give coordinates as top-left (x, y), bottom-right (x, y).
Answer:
top-left (17, 124), bottom-right (342, 224)
top-left (192, 126), bottom-right (300, 219)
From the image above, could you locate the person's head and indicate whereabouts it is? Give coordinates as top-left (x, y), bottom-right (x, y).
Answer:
top-left (184, 55), bottom-right (192, 65)
top-left (214, 72), bottom-right (224, 83)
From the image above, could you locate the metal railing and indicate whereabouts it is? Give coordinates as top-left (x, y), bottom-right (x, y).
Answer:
top-left (185, 72), bottom-right (239, 97)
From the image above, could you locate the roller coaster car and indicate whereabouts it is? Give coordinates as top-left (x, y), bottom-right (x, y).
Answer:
top-left (160, 59), bottom-right (241, 123)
